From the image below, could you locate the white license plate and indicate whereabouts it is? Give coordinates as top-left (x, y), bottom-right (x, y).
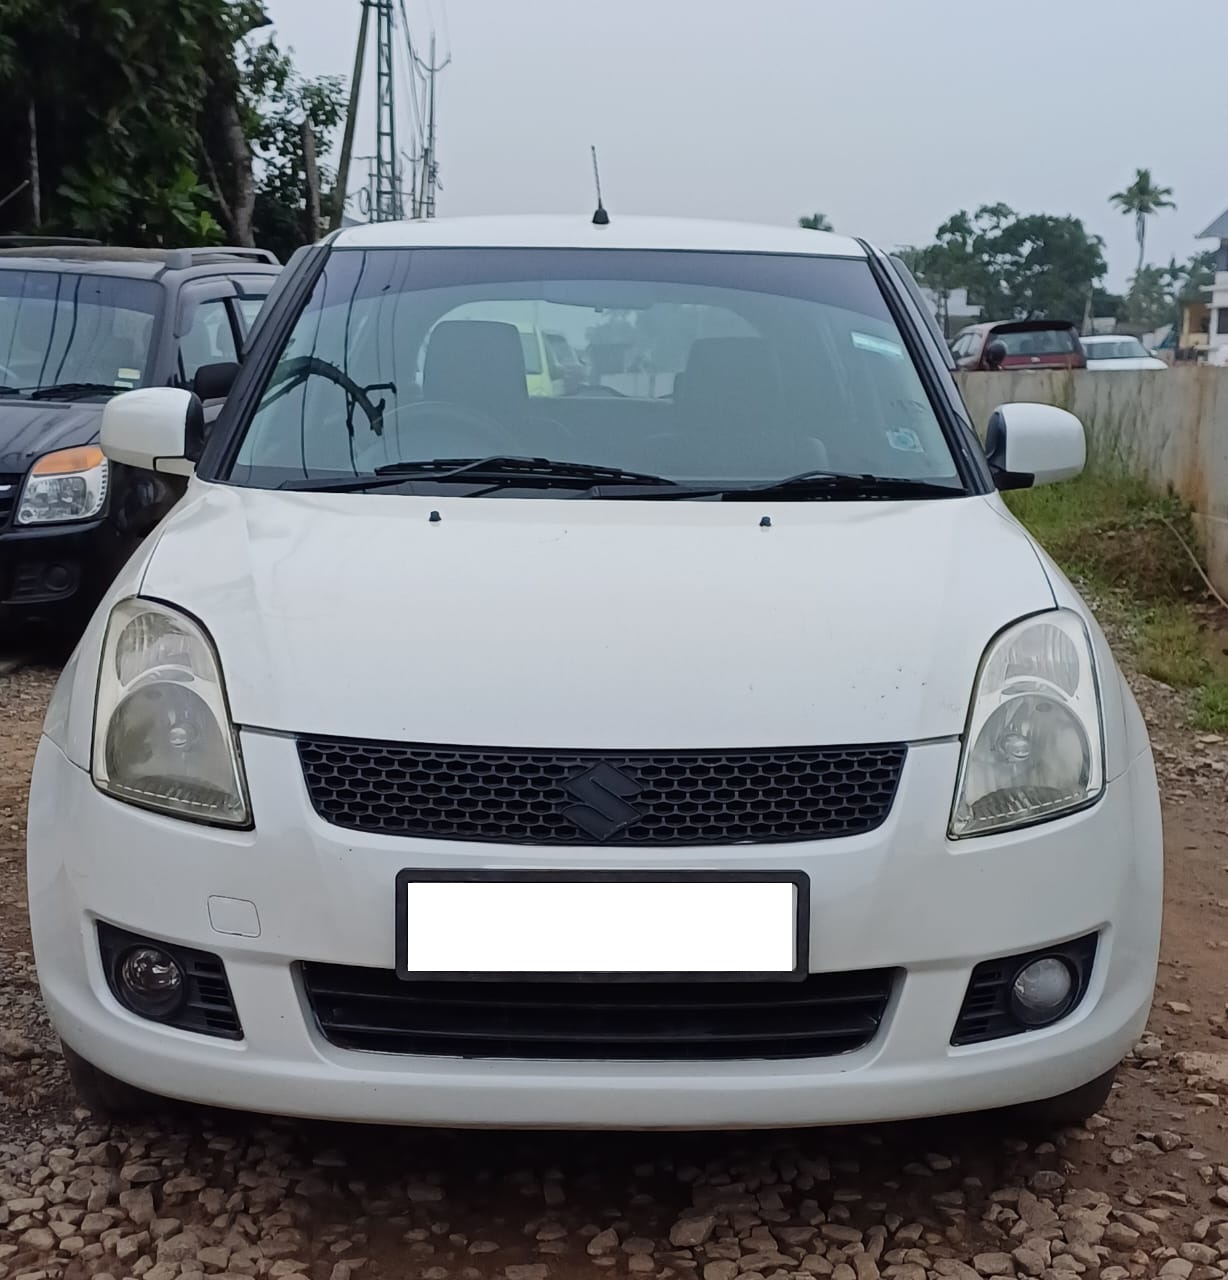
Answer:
top-left (395, 872), bottom-right (807, 980)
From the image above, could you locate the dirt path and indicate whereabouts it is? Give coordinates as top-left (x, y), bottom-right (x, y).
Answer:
top-left (0, 654), bottom-right (1224, 1280)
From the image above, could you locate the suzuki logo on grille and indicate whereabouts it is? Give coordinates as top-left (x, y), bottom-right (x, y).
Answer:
top-left (561, 763), bottom-right (643, 841)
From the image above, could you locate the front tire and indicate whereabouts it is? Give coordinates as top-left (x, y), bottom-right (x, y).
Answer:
top-left (61, 1043), bottom-right (160, 1120)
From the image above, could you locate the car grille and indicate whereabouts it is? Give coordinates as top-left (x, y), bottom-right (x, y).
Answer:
top-left (0, 475), bottom-right (21, 529)
top-left (301, 964), bottom-right (899, 1060)
top-left (951, 934), bottom-right (1098, 1045)
top-left (296, 738), bottom-right (908, 846)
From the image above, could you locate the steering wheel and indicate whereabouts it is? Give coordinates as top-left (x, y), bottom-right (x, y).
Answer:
top-left (354, 400), bottom-right (516, 469)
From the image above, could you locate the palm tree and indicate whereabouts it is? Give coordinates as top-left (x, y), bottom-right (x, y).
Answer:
top-left (798, 212), bottom-right (833, 232)
top-left (1110, 169), bottom-right (1176, 277)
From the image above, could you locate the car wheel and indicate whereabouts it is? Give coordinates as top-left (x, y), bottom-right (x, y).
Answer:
top-left (61, 1042), bottom-right (160, 1120)
top-left (1012, 1066), bottom-right (1117, 1130)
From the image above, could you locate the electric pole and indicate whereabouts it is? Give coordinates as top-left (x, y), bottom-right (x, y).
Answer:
top-left (329, 0), bottom-right (371, 232)
top-left (422, 33), bottom-right (439, 219)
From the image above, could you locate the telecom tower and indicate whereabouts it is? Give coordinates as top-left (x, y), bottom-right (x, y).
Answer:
top-left (373, 0), bottom-right (402, 220)
top-left (330, 0), bottom-right (446, 230)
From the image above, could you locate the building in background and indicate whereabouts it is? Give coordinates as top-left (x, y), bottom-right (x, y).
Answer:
top-left (1197, 208), bottom-right (1228, 364)
top-left (918, 287), bottom-right (980, 338)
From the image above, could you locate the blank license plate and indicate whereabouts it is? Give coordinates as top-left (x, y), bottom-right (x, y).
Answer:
top-left (395, 871), bottom-right (808, 981)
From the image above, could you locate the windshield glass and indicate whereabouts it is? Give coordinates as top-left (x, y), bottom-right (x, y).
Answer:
top-left (230, 248), bottom-right (962, 495)
top-left (0, 270), bottom-right (159, 394)
top-left (993, 328), bottom-right (1079, 356)
top-left (1086, 338), bottom-right (1148, 360)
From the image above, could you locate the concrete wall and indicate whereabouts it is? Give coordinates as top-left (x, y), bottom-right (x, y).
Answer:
top-left (955, 368), bottom-right (1228, 594)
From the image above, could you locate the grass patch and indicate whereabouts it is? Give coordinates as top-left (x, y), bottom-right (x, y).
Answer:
top-left (1005, 472), bottom-right (1228, 732)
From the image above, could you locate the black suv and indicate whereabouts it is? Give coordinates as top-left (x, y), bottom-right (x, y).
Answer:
top-left (0, 241), bottom-right (281, 633)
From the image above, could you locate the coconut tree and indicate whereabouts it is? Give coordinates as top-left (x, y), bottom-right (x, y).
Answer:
top-left (1110, 169), bottom-right (1176, 277)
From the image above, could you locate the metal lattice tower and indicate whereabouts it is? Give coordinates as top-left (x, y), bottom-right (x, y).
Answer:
top-left (373, 0), bottom-right (402, 221)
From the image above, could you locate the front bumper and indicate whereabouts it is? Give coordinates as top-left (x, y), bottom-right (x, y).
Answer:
top-left (0, 518), bottom-right (122, 629)
top-left (28, 732), bottom-right (1163, 1128)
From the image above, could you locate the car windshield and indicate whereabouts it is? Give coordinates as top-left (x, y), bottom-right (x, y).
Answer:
top-left (1086, 338), bottom-right (1148, 360)
top-left (229, 248), bottom-right (963, 496)
top-left (0, 270), bottom-right (159, 395)
top-left (993, 328), bottom-right (1079, 356)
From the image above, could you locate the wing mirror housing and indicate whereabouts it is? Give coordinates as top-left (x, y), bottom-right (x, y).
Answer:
top-left (986, 402), bottom-right (1086, 490)
top-left (100, 387), bottom-right (204, 475)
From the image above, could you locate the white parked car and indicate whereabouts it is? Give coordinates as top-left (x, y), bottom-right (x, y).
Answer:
top-left (1081, 335), bottom-right (1167, 370)
top-left (27, 216), bottom-right (1162, 1129)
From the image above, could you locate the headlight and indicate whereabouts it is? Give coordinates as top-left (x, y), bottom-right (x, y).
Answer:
top-left (91, 599), bottom-right (251, 827)
top-left (950, 610), bottom-right (1104, 838)
top-left (18, 446), bottom-right (109, 524)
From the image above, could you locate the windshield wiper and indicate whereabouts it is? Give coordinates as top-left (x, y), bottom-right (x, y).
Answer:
top-left (736, 470), bottom-right (965, 500)
top-left (589, 470), bottom-right (965, 501)
top-left (278, 456), bottom-right (679, 495)
top-left (26, 382), bottom-right (120, 402)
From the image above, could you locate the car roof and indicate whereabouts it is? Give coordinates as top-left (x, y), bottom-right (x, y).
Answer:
top-left (965, 319), bottom-right (1078, 336)
top-left (332, 214), bottom-right (868, 258)
top-left (0, 245), bottom-right (281, 281)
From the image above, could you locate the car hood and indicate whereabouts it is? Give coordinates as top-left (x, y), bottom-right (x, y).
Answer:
top-left (0, 400), bottom-right (103, 474)
top-left (139, 484), bottom-right (1057, 749)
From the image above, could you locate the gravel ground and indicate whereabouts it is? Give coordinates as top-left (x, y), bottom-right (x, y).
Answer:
top-left (0, 650), bottom-right (1225, 1280)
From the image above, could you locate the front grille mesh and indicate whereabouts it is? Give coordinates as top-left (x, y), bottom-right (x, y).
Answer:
top-left (0, 475), bottom-right (20, 529)
top-left (302, 964), bottom-right (898, 1060)
top-left (297, 738), bottom-right (908, 846)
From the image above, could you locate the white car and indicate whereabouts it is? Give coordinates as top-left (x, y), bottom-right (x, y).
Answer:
top-left (1081, 335), bottom-right (1167, 370)
top-left (27, 216), bottom-right (1162, 1130)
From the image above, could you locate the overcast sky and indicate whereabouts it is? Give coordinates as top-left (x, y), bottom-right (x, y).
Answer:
top-left (263, 0), bottom-right (1220, 291)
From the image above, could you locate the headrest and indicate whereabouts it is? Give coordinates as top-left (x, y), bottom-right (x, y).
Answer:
top-left (422, 320), bottom-right (528, 415)
top-left (675, 337), bottom-right (781, 414)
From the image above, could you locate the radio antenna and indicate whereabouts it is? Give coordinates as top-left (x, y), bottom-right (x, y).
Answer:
top-left (591, 146), bottom-right (609, 226)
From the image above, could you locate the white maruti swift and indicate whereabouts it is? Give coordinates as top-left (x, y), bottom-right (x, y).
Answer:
top-left (27, 215), bottom-right (1162, 1128)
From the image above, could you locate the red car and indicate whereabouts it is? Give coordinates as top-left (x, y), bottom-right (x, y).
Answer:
top-left (951, 320), bottom-right (1086, 371)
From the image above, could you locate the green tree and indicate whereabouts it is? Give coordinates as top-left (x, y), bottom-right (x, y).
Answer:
top-left (0, 1), bottom-right (341, 254)
top-left (1169, 249), bottom-right (1216, 307)
top-left (1121, 265), bottom-right (1171, 330)
top-left (906, 205), bottom-right (1106, 323)
top-left (1110, 168), bottom-right (1176, 276)
top-left (238, 38), bottom-right (346, 260)
top-left (798, 212), bottom-right (833, 232)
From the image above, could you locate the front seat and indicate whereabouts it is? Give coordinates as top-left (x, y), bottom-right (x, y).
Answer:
top-left (420, 320), bottom-right (570, 456)
top-left (423, 320), bottom-right (530, 420)
top-left (669, 337), bottom-right (814, 478)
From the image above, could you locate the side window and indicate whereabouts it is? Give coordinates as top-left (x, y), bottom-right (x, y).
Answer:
top-left (236, 297), bottom-right (268, 335)
top-left (179, 298), bottom-right (239, 383)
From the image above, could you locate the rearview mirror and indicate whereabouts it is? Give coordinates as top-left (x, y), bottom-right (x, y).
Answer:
top-left (100, 387), bottom-right (204, 476)
top-left (986, 403), bottom-right (1085, 490)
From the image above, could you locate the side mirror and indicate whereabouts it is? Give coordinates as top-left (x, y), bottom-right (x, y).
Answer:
top-left (986, 403), bottom-right (1086, 490)
top-left (100, 387), bottom-right (204, 476)
top-left (193, 360), bottom-right (240, 402)
top-left (984, 340), bottom-right (1008, 371)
